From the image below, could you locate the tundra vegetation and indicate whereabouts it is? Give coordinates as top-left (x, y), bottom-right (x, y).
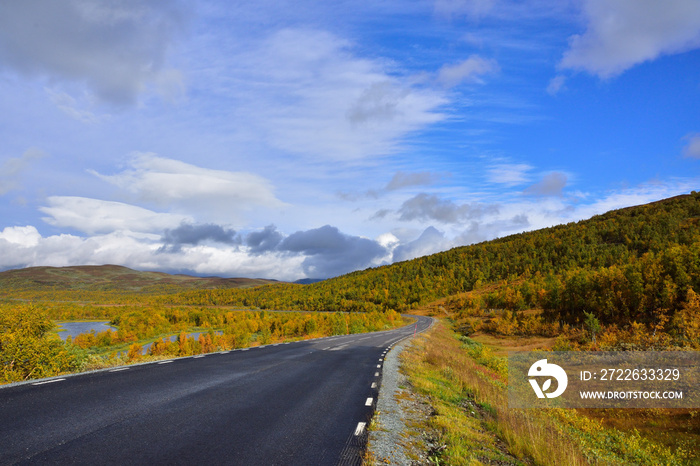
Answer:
top-left (1, 193), bottom-right (699, 463)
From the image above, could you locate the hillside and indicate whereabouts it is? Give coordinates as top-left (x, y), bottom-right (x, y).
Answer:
top-left (166, 192), bottom-right (700, 328)
top-left (0, 265), bottom-right (277, 294)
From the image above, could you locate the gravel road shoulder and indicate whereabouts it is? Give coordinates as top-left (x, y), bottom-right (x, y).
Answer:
top-left (366, 326), bottom-right (435, 465)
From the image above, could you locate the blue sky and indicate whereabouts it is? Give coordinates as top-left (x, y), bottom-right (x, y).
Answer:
top-left (0, 0), bottom-right (699, 280)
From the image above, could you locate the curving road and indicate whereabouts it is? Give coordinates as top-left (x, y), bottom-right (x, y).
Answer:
top-left (0, 315), bottom-right (432, 465)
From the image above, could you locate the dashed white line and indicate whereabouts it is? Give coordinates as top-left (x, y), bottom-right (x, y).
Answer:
top-left (354, 422), bottom-right (366, 436)
top-left (365, 397), bottom-right (373, 406)
top-left (109, 367), bottom-right (129, 372)
top-left (157, 360), bottom-right (173, 364)
top-left (371, 382), bottom-right (377, 389)
top-left (375, 372), bottom-right (379, 377)
top-left (32, 378), bottom-right (65, 386)
top-left (376, 364), bottom-right (381, 368)
top-left (193, 355), bottom-right (206, 359)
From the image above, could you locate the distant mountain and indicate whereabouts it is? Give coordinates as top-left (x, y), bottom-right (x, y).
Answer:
top-left (0, 264), bottom-right (277, 293)
top-left (294, 278), bottom-right (325, 285)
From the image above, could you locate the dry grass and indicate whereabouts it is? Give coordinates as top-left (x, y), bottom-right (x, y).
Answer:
top-left (401, 321), bottom-right (586, 465)
top-left (400, 320), bottom-right (692, 465)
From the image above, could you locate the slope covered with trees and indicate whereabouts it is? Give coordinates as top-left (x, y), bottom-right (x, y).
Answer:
top-left (168, 193), bottom-right (700, 329)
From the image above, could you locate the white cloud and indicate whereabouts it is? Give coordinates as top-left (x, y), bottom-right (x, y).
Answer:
top-left (0, 147), bottom-right (46, 195)
top-left (392, 226), bottom-right (453, 262)
top-left (434, 0), bottom-right (497, 19)
top-left (560, 0), bottom-right (700, 78)
top-left (0, 0), bottom-right (186, 105)
top-left (213, 28), bottom-right (447, 161)
top-left (683, 133), bottom-right (700, 159)
top-left (547, 75), bottom-right (567, 95)
top-left (437, 55), bottom-right (498, 88)
top-left (45, 88), bottom-right (101, 124)
top-left (0, 225), bottom-right (42, 247)
top-left (91, 153), bottom-right (286, 224)
top-left (486, 163), bottom-right (533, 186)
top-left (39, 196), bottom-right (189, 234)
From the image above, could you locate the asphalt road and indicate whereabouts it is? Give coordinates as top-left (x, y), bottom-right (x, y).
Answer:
top-left (0, 315), bottom-right (433, 465)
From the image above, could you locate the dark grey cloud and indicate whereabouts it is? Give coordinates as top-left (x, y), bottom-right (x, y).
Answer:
top-left (245, 225), bottom-right (284, 254)
top-left (160, 223), bottom-right (238, 253)
top-left (523, 172), bottom-right (567, 197)
top-left (279, 225), bottom-right (387, 278)
top-left (0, 0), bottom-right (187, 105)
top-left (385, 171), bottom-right (440, 190)
top-left (398, 193), bottom-right (499, 223)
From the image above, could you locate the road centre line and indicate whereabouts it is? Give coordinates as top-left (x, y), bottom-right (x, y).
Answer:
top-left (32, 378), bottom-right (65, 386)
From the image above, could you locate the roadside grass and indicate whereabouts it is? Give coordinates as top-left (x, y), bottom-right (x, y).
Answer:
top-left (400, 320), bottom-right (690, 465)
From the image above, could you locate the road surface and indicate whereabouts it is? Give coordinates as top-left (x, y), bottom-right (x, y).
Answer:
top-left (0, 315), bottom-right (433, 465)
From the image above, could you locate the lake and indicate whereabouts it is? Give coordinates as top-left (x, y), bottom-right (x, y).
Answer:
top-left (55, 321), bottom-right (117, 341)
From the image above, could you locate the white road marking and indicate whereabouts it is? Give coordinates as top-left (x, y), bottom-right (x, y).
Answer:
top-left (330, 345), bottom-right (347, 351)
top-left (157, 360), bottom-right (173, 364)
top-left (375, 372), bottom-right (379, 377)
top-left (378, 358), bottom-right (383, 361)
top-left (354, 422), bottom-right (366, 436)
top-left (32, 378), bottom-right (65, 386)
top-left (377, 364), bottom-right (381, 368)
top-left (371, 382), bottom-right (377, 388)
top-left (109, 368), bottom-right (129, 373)
top-left (220, 351), bottom-right (230, 354)
top-left (240, 348), bottom-right (249, 351)
top-left (365, 397), bottom-right (373, 406)
top-left (193, 355), bottom-right (206, 359)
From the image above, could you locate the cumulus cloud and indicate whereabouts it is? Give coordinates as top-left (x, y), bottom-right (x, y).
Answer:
top-left (245, 225), bottom-right (284, 255)
top-left (0, 147), bottom-right (46, 195)
top-left (398, 193), bottom-right (499, 224)
top-left (437, 55), bottom-right (498, 88)
top-left (523, 172), bottom-right (568, 197)
top-left (392, 226), bottom-right (453, 262)
top-left (560, 0), bottom-right (700, 78)
top-left (0, 0), bottom-right (187, 105)
top-left (385, 171), bottom-right (441, 190)
top-left (160, 223), bottom-right (239, 253)
top-left (278, 225), bottom-right (388, 278)
top-left (92, 153), bottom-right (285, 223)
top-left (682, 133), bottom-right (700, 159)
top-left (39, 196), bottom-right (188, 234)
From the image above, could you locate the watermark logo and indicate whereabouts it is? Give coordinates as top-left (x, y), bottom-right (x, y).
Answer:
top-left (528, 359), bottom-right (568, 398)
